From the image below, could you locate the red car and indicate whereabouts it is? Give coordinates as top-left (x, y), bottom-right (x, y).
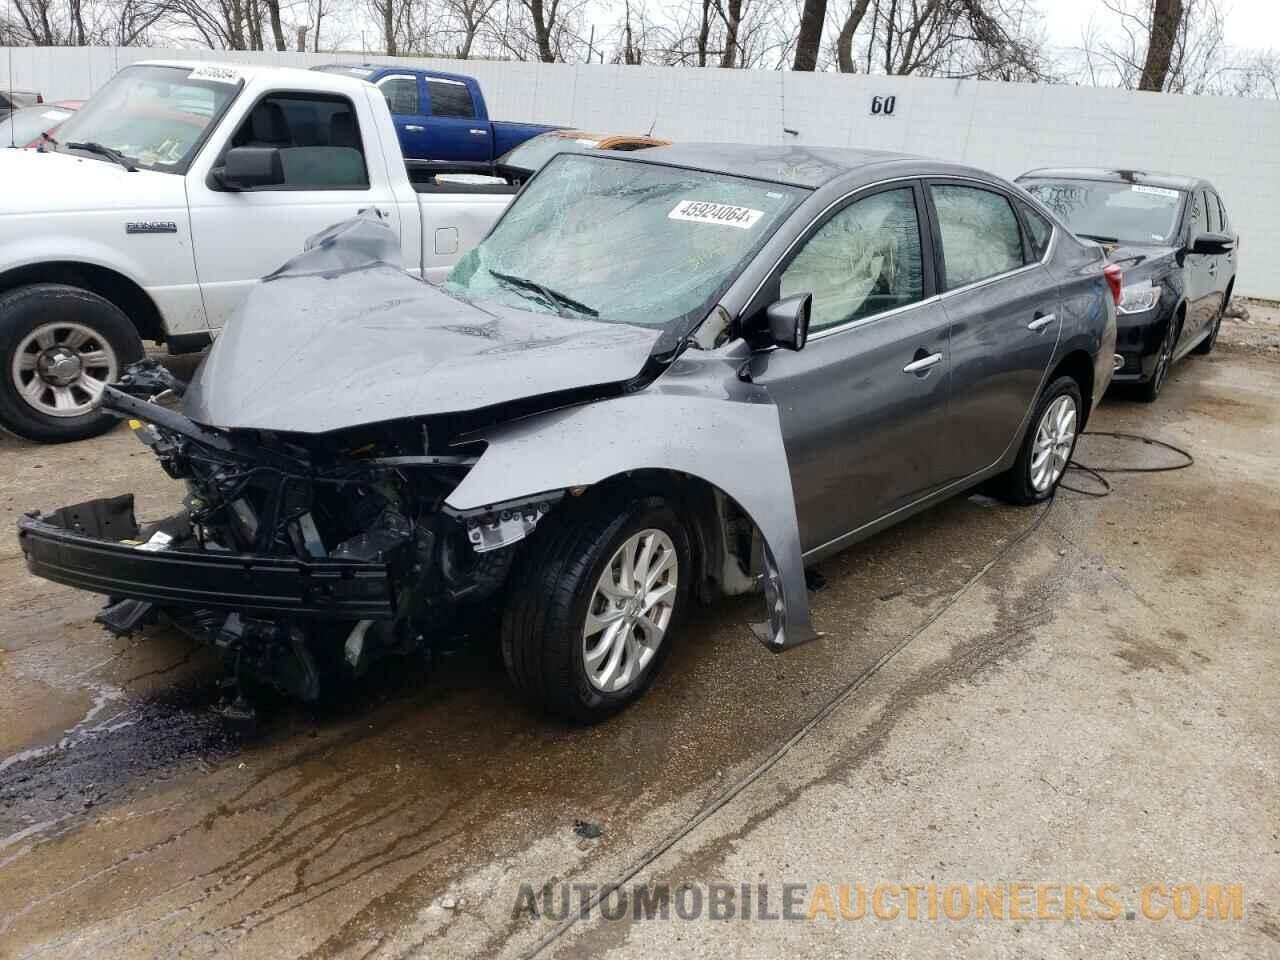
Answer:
top-left (0, 100), bottom-right (83, 149)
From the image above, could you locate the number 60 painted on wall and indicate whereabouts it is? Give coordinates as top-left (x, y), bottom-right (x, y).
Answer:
top-left (871, 95), bottom-right (897, 116)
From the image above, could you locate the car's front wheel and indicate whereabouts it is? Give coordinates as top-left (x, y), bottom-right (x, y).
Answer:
top-left (994, 375), bottom-right (1083, 505)
top-left (501, 494), bottom-right (692, 722)
top-left (0, 284), bottom-right (143, 443)
top-left (1137, 315), bottom-right (1178, 403)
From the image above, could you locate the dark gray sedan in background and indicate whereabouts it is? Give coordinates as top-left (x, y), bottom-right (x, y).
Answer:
top-left (19, 145), bottom-right (1118, 723)
top-left (1018, 167), bottom-right (1237, 402)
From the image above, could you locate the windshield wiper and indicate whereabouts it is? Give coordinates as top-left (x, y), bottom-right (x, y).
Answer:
top-left (1076, 232), bottom-right (1119, 244)
top-left (39, 131), bottom-right (59, 149)
top-left (65, 140), bottom-right (136, 172)
top-left (488, 269), bottom-right (598, 318)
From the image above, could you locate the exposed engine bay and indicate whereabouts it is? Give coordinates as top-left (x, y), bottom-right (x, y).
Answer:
top-left (20, 360), bottom-right (565, 720)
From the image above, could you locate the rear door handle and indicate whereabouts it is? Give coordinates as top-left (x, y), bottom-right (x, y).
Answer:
top-left (404, 124), bottom-right (424, 132)
top-left (469, 128), bottom-right (488, 136)
top-left (903, 353), bottom-right (943, 374)
top-left (1028, 313), bottom-right (1056, 332)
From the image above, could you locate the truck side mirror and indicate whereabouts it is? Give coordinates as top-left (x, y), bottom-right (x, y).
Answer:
top-left (215, 147), bottom-right (284, 191)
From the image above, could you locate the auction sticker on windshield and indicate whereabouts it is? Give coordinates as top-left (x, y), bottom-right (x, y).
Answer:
top-left (1132, 185), bottom-right (1180, 199)
top-left (669, 200), bottom-right (764, 229)
top-left (188, 65), bottom-right (242, 85)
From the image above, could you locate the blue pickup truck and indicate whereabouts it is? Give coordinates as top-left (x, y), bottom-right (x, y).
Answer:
top-left (313, 64), bottom-right (558, 164)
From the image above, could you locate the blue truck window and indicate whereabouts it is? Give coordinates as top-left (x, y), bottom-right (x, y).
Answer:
top-left (379, 77), bottom-right (420, 115)
top-left (426, 79), bottom-right (475, 119)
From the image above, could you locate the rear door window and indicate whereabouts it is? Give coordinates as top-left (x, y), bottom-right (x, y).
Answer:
top-left (930, 184), bottom-right (1026, 289)
top-left (426, 79), bottom-right (475, 119)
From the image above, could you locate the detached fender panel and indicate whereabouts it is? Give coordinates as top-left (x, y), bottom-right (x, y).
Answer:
top-left (445, 346), bottom-right (817, 651)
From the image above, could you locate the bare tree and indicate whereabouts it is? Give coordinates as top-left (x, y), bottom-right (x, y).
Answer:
top-left (834, 0), bottom-right (872, 72)
top-left (439, 0), bottom-right (500, 57)
top-left (1139, 0), bottom-right (1182, 90)
top-left (792, 0), bottom-right (826, 70)
top-left (1081, 0), bottom-right (1225, 93)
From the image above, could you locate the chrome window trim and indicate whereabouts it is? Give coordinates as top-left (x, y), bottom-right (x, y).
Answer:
top-left (745, 173), bottom-right (1054, 345)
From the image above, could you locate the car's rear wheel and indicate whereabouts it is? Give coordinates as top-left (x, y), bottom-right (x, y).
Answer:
top-left (0, 284), bottom-right (142, 443)
top-left (1137, 315), bottom-right (1178, 403)
top-left (993, 375), bottom-right (1082, 505)
top-left (501, 494), bottom-right (691, 723)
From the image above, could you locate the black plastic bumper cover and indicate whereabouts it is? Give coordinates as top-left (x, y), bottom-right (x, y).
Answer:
top-left (18, 496), bottom-right (394, 620)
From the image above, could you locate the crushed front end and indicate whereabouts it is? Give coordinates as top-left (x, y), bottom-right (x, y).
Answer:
top-left (17, 364), bottom-right (556, 715)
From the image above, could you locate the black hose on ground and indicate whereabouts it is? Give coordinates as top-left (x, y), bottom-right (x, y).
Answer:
top-left (1059, 430), bottom-right (1195, 497)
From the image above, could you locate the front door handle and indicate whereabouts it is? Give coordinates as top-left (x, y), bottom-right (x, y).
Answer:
top-left (1028, 312), bottom-right (1056, 332)
top-left (469, 128), bottom-right (488, 136)
top-left (903, 352), bottom-right (943, 374)
top-left (404, 124), bottom-right (424, 132)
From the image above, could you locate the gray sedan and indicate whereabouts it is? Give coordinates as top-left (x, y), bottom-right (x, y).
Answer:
top-left (18, 144), bottom-right (1118, 724)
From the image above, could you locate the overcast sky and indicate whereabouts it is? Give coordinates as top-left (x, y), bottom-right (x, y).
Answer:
top-left (1042, 0), bottom-right (1280, 51)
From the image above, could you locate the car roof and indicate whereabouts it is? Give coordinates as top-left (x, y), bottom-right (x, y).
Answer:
top-left (139, 59), bottom-right (375, 95)
top-left (1018, 167), bottom-right (1209, 192)
top-left (314, 62), bottom-right (476, 85)
top-left (584, 141), bottom-right (1013, 191)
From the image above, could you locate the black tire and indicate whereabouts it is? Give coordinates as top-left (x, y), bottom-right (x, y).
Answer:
top-left (0, 284), bottom-right (143, 443)
top-left (992, 375), bottom-right (1083, 506)
top-left (1192, 284), bottom-right (1230, 356)
top-left (1137, 314), bottom-right (1179, 403)
top-left (500, 493), bottom-right (692, 723)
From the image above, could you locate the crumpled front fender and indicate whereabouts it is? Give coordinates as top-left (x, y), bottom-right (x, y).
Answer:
top-left (444, 345), bottom-right (817, 651)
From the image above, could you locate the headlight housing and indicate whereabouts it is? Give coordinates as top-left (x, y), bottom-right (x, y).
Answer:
top-left (1117, 279), bottom-right (1162, 315)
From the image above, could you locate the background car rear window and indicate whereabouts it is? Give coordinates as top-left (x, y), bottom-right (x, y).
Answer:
top-left (932, 185), bottom-right (1025, 289)
top-left (781, 188), bottom-right (924, 332)
top-left (1019, 201), bottom-right (1053, 260)
top-left (427, 80), bottom-right (475, 118)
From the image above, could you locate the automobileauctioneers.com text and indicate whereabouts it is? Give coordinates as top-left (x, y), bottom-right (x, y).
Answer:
top-left (513, 882), bottom-right (1244, 923)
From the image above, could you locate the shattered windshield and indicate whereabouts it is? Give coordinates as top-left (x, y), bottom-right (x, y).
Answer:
top-left (445, 154), bottom-right (806, 330)
top-left (52, 64), bottom-right (240, 172)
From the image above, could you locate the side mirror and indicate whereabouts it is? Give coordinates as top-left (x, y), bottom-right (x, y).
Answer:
top-left (1189, 231), bottom-right (1234, 256)
top-left (215, 147), bottom-right (284, 190)
top-left (763, 293), bottom-right (812, 351)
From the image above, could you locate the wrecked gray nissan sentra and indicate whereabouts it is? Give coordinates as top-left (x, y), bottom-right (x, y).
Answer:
top-left (17, 144), bottom-right (1116, 722)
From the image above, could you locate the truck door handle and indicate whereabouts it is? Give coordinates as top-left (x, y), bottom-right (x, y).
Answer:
top-left (469, 129), bottom-right (487, 136)
top-left (1027, 312), bottom-right (1056, 332)
top-left (903, 352), bottom-right (943, 375)
top-left (404, 124), bottom-right (424, 132)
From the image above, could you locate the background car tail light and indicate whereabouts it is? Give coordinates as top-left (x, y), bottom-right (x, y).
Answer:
top-left (36, 94), bottom-right (43, 104)
top-left (1103, 264), bottom-right (1123, 305)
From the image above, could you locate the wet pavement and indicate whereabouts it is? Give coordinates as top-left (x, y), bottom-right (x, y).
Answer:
top-left (1, 320), bottom-right (1277, 959)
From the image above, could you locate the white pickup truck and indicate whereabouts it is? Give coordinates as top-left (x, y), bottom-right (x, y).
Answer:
top-left (0, 60), bottom-right (517, 442)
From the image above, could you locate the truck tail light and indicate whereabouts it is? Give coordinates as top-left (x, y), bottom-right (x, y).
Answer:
top-left (1103, 264), bottom-right (1123, 306)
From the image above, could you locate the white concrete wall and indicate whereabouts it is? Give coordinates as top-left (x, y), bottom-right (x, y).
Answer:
top-left (4, 46), bottom-right (1279, 297)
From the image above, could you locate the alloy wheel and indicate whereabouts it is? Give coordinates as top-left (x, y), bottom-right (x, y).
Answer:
top-left (11, 321), bottom-right (119, 418)
top-left (582, 528), bottom-right (678, 693)
top-left (1029, 394), bottom-right (1078, 493)
top-left (1151, 321), bottom-right (1176, 394)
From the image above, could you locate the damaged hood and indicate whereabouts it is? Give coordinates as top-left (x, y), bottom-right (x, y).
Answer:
top-left (183, 228), bottom-right (663, 434)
